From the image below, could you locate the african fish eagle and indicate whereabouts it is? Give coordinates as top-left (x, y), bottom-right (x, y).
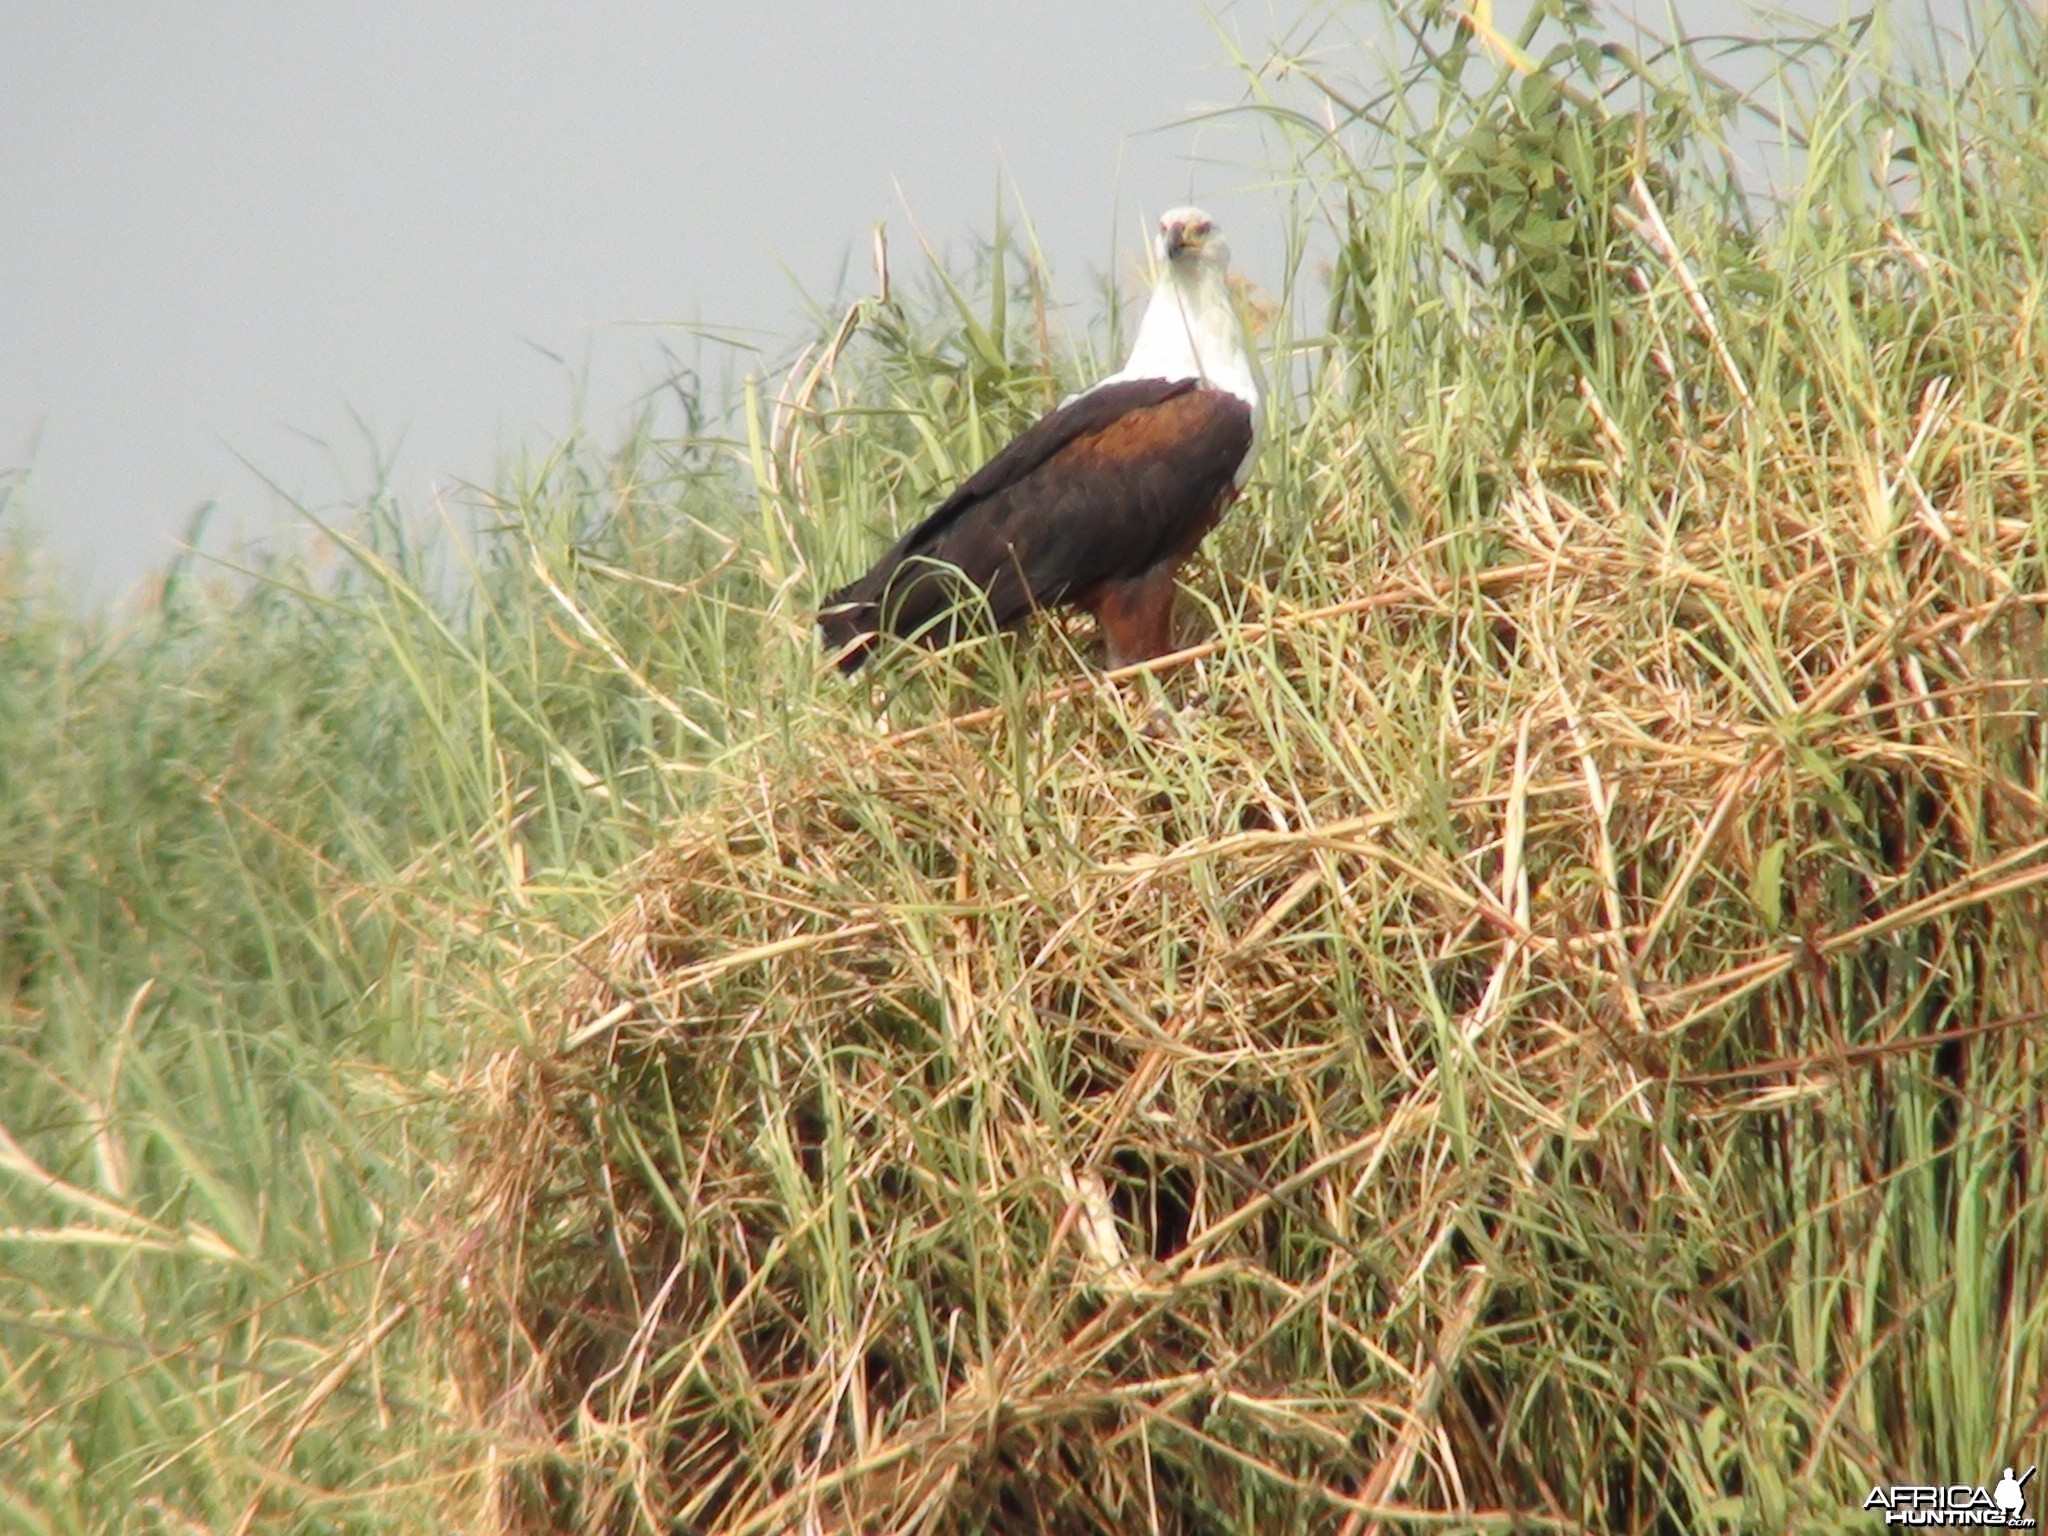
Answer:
top-left (818, 206), bottom-right (1260, 672)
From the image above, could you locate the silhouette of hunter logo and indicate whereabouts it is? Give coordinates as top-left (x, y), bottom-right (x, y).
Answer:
top-left (1995, 1465), bottom-right (2037, 1523)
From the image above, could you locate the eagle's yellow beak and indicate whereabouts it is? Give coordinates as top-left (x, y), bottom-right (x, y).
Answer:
top-left (1159, 207), bottom-right (1220, 265)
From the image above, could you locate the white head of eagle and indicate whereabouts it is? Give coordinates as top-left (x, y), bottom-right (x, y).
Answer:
top-left (820, 205), bottom-right (1260, 673)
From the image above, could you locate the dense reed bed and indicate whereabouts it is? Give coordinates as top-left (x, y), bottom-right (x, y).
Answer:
top-left (4, 3), bottom-right (2044, 1530)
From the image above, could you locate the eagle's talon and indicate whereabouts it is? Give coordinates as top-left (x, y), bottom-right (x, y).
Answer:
top-left (1139, 702), bottom-right (1179, 740)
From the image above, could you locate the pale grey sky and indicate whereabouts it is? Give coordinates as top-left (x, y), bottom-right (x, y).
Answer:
top-left (1, 1), bottom-right (1844, 601)
top-left (4, 2), bottom-right (1302, 598)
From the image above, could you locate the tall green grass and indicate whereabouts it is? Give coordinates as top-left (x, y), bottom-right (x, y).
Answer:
top-left (4, 1), bottom-right (2046, 1530)
top-left (0, 422), bottom-right (789, 1526)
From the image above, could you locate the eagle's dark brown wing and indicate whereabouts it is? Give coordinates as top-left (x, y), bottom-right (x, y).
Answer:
top-left (819, 377), bottom-right (1253, 671)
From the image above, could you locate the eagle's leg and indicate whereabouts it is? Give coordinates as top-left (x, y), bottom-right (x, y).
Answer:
top-left (1086, 562), bottom-right (1182, 670)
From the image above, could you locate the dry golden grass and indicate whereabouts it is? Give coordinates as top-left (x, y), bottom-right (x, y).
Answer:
top-left (403, 6), bottom-right (2048, 1530)
top-left (430, 391), bottom-right (2048, 1529)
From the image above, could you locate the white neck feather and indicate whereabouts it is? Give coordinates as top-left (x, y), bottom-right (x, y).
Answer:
top-left (1106, 259), bottom-right (1261, 418)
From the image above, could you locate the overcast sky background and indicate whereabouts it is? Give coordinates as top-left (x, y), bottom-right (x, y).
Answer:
top-left (4, 1), bottom-right (1850, 603)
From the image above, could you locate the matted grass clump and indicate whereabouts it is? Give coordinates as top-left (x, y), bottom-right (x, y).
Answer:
top-left (440, 456), bottom-right (2047, 1532)
top-left (427, 7), bottom-right (2048, 1529)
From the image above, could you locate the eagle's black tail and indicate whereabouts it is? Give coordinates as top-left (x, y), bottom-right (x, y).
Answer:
top-left (817, 579), bottom-right (880, 674)
top-left (821, 538), bottom-right (1006, 674)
